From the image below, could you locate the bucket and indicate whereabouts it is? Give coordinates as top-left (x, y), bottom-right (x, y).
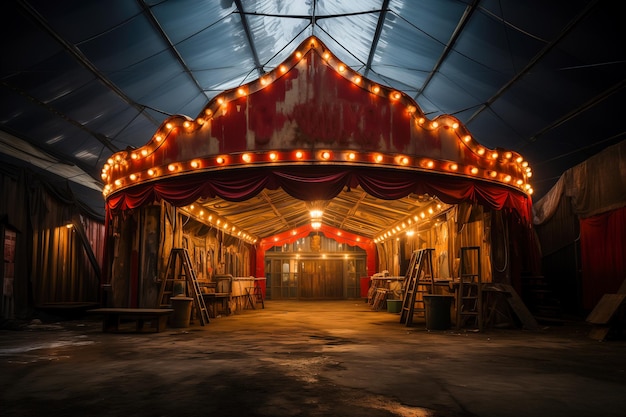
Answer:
top-left (386, 299), bottom-right (402, 314)
top-left (423, 295), bottom-right (454, 330)
top-left (170, 296), bottom-right (193, 328)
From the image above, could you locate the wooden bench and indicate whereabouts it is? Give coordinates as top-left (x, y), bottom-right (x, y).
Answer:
top-left (88, 308), bottom-right (173, 333)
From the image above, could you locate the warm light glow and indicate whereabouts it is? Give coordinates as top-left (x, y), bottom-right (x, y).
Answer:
top-left (260, 77), bottom-right (268, 86)
top-left (400, 156), bottom-right (409, 165)
top-left (205, 109), bottom-right (212, 116)
top-left (216, 157), bottom-right (225, 164)
top-left (310, 209), bottom-right (323, 218)
top-left (431, 121), bottom-right (439, 128)
top-left (450, 163), bottom-right (458, 171)
top-left (407, 106), bottom-right (416, 114)
top-left (426, 160), bottom-right (434, 168)
top-left (353, 76), bottom-right (361, 84)
top-left (374, 154), bottom-right (383, 163)
top-left (148, 169), bottom-right (155, 176)
top-left (463, 135), bottom-right (471, 142)
top-left (504, 175), bottom-right (512, 182)
top-left (418, 118), bottom-right (425, 125)
top-left (183, 121), bottom-right (191, 128)
top-left (114, 179), bottom-right (121, 186)
top-left (452, 122), bottom-right (459, 129)
top-left (269, 152), bottom-right (278, 161)
top-left (504, 152), bottom-right (512, 159)
top-left (321, 151), bottom-right (331, 160)
top-left (311, 220), bottom-right (322, 229)
top-left (279, 65), bottom-right (287, 73)
top-left (338, 64), bottom-right (346, 72)
top-left (237, 88), bottom-right (246, 96)
top-left (347, 152), bottom-right (356, 160)
top-left (489, 171), bottom-right (497, 178)
top-left (242, 153), bottom-right (251, 163)
top-left (391, 91), bottom-right (401, 100)
top-left (295, 151), bottom-right (304, 159)
top-left (491, 152), bottom-right (499, 159)
top-left (323, 51), bottom-right (330, 60)
top-left (470, 167), bottom-right (478, 174)
top-left (191, 160), bottom-right (199, 169)
top-left (477, 148), bottom-right (485, 155)
top-left (168, 164), bottom-right (176, 172)
top-left (295, 51), bottom-right (302, 59)
top-left (129, 173), bottom-right (137, 181)
top-left (371, 85), bottom-right (380, 94)
top-left (166, 123), bottom-right (173, 129)
top-left (155, 135), bottom-right (162, 142)
top-left (141, 149), bottom-right (148, 157)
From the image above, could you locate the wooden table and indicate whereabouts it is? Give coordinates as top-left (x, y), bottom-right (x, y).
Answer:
top-left (88, 308), bottom-right (173, 333)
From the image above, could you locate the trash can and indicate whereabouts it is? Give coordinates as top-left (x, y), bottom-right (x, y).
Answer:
top-left (386, 299), bottom-right (402, 313)
top-left (423, 295), bottom-right (454, 330)
top-left (170, 296), bottom-right (193, 328)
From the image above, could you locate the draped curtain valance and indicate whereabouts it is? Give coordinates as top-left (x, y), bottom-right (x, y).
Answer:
top-left (106, 166), bottom-right (532, 225)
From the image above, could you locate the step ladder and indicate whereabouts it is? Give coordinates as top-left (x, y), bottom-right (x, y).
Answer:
top-left (456, 246), bottom-right (482, 331)
top-left (400, 248), bottom-right (435, 326)
top-left (158, 248), bottom-right (210, 326)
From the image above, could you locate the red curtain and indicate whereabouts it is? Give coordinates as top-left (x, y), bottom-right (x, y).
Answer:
top-left (106, 166), bottom-right (532, 224)
top-left (580, 205), bottom-right (626, 310)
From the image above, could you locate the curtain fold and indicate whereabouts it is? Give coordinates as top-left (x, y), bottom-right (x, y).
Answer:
top-left (106, 166), bottom-right (532, 224)
top-left (580, 205), bottom-right (626, 310)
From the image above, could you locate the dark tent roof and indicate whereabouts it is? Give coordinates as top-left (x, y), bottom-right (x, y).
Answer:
top-left (2, 0), bottom-right (625, 214)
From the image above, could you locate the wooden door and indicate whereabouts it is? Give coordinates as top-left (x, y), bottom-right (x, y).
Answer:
top-left (300, 260), bottom-right (343, 299)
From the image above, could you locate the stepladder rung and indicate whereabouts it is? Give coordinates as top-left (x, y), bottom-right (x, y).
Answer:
top-left (400, 248), bottom-right (436, 326)
top-left (455, 246), bottom-right (483, 331)
top-left (160, 248), bottom-right (211, 326)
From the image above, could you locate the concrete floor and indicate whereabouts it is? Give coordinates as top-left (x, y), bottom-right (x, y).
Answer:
top-left (1, 300), bottom-right (625, 417)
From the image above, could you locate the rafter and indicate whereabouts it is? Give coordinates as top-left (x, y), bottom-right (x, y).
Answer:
top-left (233, 0), bottom-right (265, 76)
top-left (364, 0), bottom-right (390, 78)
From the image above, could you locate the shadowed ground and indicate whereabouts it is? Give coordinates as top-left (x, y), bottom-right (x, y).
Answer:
top-left (1, 300), bottom-right (625, 417)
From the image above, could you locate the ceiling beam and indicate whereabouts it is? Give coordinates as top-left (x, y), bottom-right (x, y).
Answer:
top-left (234, 0), bottom-right (265, 76)
top-left (138, 0), bottom-right (210, 101)
top-left (15, 0), bottom-right (130, 154)
top-left (414, 0), bottom-right (480, 100)
top-left (467, 0), bottom-right (601, 124)
top-left (364, 0), bottom-right (391, 77)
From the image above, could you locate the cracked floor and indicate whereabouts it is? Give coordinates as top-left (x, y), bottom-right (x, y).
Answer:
top-left (1, 300), bottom-right (625, 417)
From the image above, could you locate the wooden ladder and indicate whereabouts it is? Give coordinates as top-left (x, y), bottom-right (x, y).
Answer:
top-left (400, 248), bottom-right (435, 326)
top-left (158, 248), bottom-right (210, 326)
top-left (456, 246), bottom-right (483, 331)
